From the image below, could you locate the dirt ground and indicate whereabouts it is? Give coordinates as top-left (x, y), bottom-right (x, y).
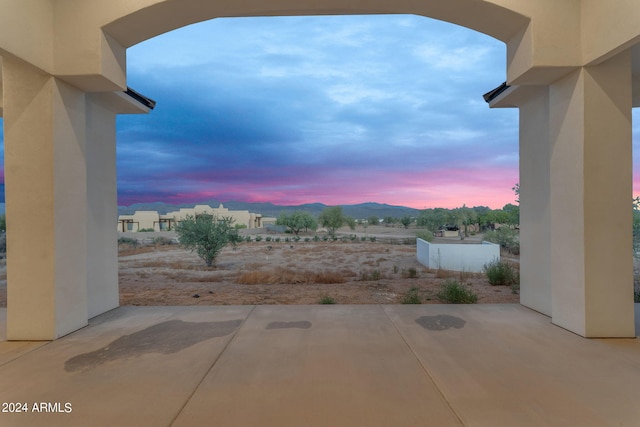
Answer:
top-left (116, 225), bottom-right (519, 306)
top-left (0, 227), bottom-right (521, 307)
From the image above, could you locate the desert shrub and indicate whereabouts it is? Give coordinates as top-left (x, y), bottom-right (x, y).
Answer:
top-left (361, 236), bottom-right (367, 241)
top-left (402, 267), bottom-right (418, 279)
top-left (0, 232), bottom-right (6, 253)
top-left (436, 279), bottom-right (478, 304)
top-left (152, 236), bottom-right (173, 246)
top-left (483, 228), bottom-right (519, 254)
top-left (275, 237), bottom-right (281, 242)
top-left (416, 229), bottom-right (434, 242)
top-left (304, 237), bottom-right (311, 242)
top-left (369, 236), bottom-right (376, 242)
top-left (265, 236), bottom-right (272, 242)
top-left (511, 281), bottom-right (520, 295)
top-left (393, 265), bottom-right (399, 274)
top-left (118, 237), bottom-right (139, 247)
top-left (401, 287), bottom-right (422, 304)
top-left (483, 259), bottom-right (519, 286)
top-left (245, 236), bottom-right (252, 243)
top-left (175, 214), bottom-right (237, 267)
top-left (359, 269), bottom-right (382, 281)
top-left (319, 296), bottom-right (336, 304)
top-left (313, 235), bottom-right (320, 242)
top-left (255, 235), bottom-right (263, 242)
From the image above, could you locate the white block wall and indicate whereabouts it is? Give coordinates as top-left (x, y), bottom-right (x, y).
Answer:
top-left (416, 239), bottom-right (500, 273)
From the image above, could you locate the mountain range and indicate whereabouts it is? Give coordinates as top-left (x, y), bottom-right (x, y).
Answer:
top-left (118, 201), bottom-right (421, 219)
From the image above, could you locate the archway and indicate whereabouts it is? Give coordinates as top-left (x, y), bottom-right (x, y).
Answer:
top-left (115, 14), bottom-right (519, 305)
top-left (0, 1), bottom-right (637, 339)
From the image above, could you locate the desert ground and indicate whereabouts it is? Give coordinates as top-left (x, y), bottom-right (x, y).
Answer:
top-left (0, 226), bottom-right (520, 308)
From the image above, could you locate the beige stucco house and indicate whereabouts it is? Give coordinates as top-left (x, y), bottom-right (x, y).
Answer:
top-left (1, 1), bottom-right (639, 340)
top-left (117, 204), bottom-right (266, 231)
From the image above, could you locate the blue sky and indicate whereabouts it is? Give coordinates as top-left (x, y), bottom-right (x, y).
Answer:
top-left (118, 14), bottom-right (519, 209)
top-left (1, 14), bottom-right (639, 209)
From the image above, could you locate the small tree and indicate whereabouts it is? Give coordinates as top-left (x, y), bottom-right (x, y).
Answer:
top-left (318, 206), bottom-right (345, 236)
top-left (400, 216), bottom-right (412, 229)
top-left (277, 211), bottom-right (317, 235)
top-left (344, 215), bottom-right (356, 231)
top-left (367, 216), bottom-right (379, 227)
top-left (175, 214), bottom-right (237, 267)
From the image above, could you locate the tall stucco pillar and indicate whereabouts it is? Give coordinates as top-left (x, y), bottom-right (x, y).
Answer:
top-left (3, 56), bottom-right (89, 340)
top-left (519, 87), bottom-right (552, 317)
top-left (549, 50), bottom-right (635, 337)
top-left (86, 94), bottom-right (119, 318)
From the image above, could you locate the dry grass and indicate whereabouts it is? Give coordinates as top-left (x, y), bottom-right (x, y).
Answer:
top-left (435, 268), bottom-right (458, 279)
top-left (131, 260), bottom-right (213, 271)
top-left (118, 246), bottom-right (157, 257)
top-left (111, 239), bottom-right (521, 307)
top-left (161, 271), bottom-right (227, 282)
top-left (236, 267), bottom-right (347, 285)
top-left (118, 244), bottom-right (176, 257)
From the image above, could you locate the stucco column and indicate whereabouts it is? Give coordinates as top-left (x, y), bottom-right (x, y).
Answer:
top-left (518, 87), bottom-right (552, 317)
top-left (86, 94), bottom-right (119, 318)
top-left (3, 56), bottom-right (88, 340)
top-left (549, 50), bottom-right (635, 337)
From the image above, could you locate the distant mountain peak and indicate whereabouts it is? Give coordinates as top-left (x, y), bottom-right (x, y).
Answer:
top-left (118, 200), bottom-right (420, 219)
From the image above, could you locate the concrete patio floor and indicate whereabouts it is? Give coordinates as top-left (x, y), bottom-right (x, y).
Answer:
top-left (0, 304), bottom-right (639, 426)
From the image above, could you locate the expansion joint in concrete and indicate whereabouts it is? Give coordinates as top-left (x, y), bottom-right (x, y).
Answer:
top-left (168, 305), bottom-right (257, 426)
top-left (381, 306), bottom-right (465, 426)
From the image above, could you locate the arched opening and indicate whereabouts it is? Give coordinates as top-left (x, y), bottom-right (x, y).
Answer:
top-left (114, 14), bottom-right (523, 305)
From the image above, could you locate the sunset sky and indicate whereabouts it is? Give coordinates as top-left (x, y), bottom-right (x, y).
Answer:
top-left (2, 14), bottom-right (640, 209)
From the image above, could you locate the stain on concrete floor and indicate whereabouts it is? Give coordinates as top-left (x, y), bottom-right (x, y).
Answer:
top-left (415, 315), bottom-right (465, 331)
top-left (65, 319), bottom-right (242, 372)
top-left (266, 321), bottom-right (312, 330)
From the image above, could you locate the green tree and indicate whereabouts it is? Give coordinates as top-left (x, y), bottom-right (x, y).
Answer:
top-left (502, 203), bottom-right (520, 228)
top-left (383, 216), bottom-right (396, 226)
top-left (400, 216), bottom-right (412, 229)
top-left (367, 216), bottom-right (379, 227)
top-left (455, 205), bottom-right (477, 236)
top-left (318, 206), bottom-right (345, 236)
top-left (277, 211), bottom-right (317, 235)
top-left (344, 216), bottom-right (356, 231)
top-left (416, 208), bottom-right (447, 232)
top-left (175, 214), bottom-right (237, 267)
top-left (476, 209), bottom-right (497, 231)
